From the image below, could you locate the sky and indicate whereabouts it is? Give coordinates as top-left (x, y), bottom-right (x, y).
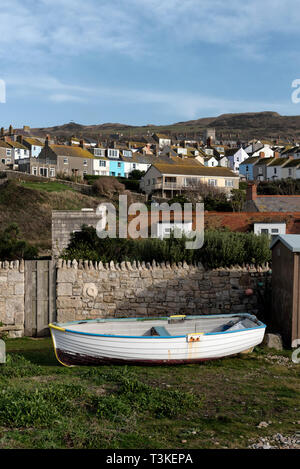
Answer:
top-left (2, 0), bottom-right (300, 128)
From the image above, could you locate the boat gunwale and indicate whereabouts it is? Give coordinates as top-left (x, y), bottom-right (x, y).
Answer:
top-left (49, 313), bottom-right (266, 339)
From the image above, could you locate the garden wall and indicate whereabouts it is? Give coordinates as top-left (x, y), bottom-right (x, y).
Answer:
top-left (56, 259), bottom-right (270, 323)
top-left (0, 260), bottom-right (24, 337)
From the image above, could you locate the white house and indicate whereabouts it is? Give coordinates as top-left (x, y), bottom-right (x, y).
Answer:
top-left (7, 141), bottom-right (30, 165)
top-left (92, 157), bottom-right (110, 176)
top-left (226, 147), bottom-right (249, 172)
top-left (155, 221), bottom-right (193, 239)
top-left (254, 222), bottom-right (286, 237)
top-left (251, 144), bottom-right (274, 159)
top-left (203, 156), bottom-right (219, 167)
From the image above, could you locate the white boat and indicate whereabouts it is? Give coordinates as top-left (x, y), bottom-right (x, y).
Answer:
top-left (49, 313), bottom-right (266, 367)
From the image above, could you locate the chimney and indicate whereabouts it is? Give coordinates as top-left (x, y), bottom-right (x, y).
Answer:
top-left (206, 136), bottom-right (213, 147)
top-left (259, 151), bottom-right (265, 158)
top-left (17, 135), bottom-right (23, 144)
top-left (45, 135), bottom-right (50, 147)
top-left (0, 127), bottom-right (4, 137)
top-left (246, 183), bottom-right (257, 201)
top-left (79, 139), bottom-right (84, 149)
top-left (274, 151), bottom-right (279, 159)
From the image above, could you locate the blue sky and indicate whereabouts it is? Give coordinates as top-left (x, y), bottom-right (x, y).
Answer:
top-left (2, 0), bottom-right (300, 128)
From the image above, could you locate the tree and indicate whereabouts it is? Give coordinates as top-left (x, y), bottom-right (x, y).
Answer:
top-left (0, 223), bottom-right (38, 260)
top-left (230, 189), bottom-right (246, 212)
top-left (128, 170), bottom-right (145, 180)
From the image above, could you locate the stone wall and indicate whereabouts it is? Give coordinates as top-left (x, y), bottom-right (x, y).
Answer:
top-left (52, 210), bottom-right (103, 258)
top-left (56, 259), bottom-right (270, 323)
top-left (0, 260), bottom-right (24, 337)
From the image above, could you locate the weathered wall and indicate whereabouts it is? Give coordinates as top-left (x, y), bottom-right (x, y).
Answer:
top-left (52, 210), bottom-right (103, 258)
top-left (56, 259), bottom-right (270, 323)
top-left (0, 260), bottom-right (24, 337)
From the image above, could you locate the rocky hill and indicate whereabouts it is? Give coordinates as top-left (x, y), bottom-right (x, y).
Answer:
top-left (15, 111), bottom-right (300, 142)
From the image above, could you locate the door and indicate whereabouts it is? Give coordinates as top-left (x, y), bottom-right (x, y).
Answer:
top-left (24, 260), bottom-right (56, 336)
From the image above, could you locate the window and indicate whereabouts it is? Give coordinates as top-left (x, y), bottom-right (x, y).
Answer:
top-left (63, 158), bottom-right (68, 164)
top-left (83, 170), bottom-right (87, 175)
top-left (117, 162), bottom-right (121, 167)
top-left (246, 166), bottom-right (249, 172)
top-left (83, 160), bottom-right (87, 166)
top-left (100, 160), bottom-right (106, 167)
top-left (259, 167), bottom-right (263, 174)
top-left (133, 164), bottom-right (136, 169)
top-left (50, 168), bottom-right (55, 177)
top-left (208, 179), bottom-right (217, 186)
top-left (39, 167), bottom-right (48, 177)
top-left (147, 179), bottom-right (150, 185)
top-left (94, 148), bottom-right (105, 157)
top-left (261, 229), bottom-right (269, 235)
top-left (108, 149), bottom-right (119, 158)
top-left (225, 180), bottom-right (234, 187)
top-left (32, 167), bottom-right (37, 176)
top-left (6, 150), bottom-right (11, 156)
top-left (271, 228), bottom-right (279, 234)
top-left (274, 168), bottom-right (277, 174)
top-left (288, 169), bottom-right (292, 176)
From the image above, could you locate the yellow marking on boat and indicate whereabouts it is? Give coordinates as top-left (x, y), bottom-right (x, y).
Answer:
top-left (48, 323), bottom-right (73, 368)
top-left (48, 323), bottom-right (66, 332)
top-left (170, 315), bottom-right (186, 318)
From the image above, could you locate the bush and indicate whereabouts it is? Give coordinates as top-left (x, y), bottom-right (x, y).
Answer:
top-left (258, 179), bottom-right (300, 195)
top-left (0, 223), bottom-right (38, 260)
top-left (128, 170), bottom-right (145, 180)
top-left (92, 176), bottom-right (126, 198)
top-left (117, 177), bottom-right (141, 192)
top-left (62, 226), bottom-right (271, 268)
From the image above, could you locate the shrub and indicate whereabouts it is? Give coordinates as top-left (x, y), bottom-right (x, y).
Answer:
top-left (92, 176), bottom-right (125, 197)
top-left (0, 223), bottom-right (38, 260)
top-left (62, 226), bottom-right (271, 268)
top-left (117, 177), bottom-right (141, 192)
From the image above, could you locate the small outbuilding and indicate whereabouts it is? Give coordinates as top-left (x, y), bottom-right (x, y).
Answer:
top-left (270, 235), bottom-right (300, 347)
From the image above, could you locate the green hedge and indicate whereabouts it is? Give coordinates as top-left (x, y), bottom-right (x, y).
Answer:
top-left (62, 226), bottom-right (271, 269)
top-left (117, 177), bottom-right (141, 192)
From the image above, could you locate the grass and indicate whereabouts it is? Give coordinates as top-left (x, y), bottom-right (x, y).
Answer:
top-left (0, 337), bottom-right (299, 449)
top-left (20, 181), bottom-right (76, 193)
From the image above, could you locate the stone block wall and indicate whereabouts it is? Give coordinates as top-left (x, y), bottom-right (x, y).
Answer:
top-left (52, 210), bottom-right (103, 258)
top-left (56, 259), bottom-right (270, 323)
top-left (0, 260), bottom-right (24, 337)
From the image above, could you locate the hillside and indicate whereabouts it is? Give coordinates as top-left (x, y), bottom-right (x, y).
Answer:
top-left (0, 180), bottom-right (101, 255)
top-left (16, 111), bottom-right (300, 142)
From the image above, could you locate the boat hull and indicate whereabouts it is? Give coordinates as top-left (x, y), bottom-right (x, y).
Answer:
top-left (49, 316), bottom-right (266, 367)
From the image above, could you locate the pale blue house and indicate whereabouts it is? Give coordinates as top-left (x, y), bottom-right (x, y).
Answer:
top-left (239, 156), bottom-right (260, 181)
top-left (109, 159), bottom-right (125, 177)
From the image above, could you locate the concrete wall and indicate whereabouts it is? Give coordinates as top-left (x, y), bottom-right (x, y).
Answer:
top-left (56, 259), bottom-right (270, 323)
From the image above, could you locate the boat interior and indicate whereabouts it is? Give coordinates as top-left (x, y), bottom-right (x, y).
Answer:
top-left (59, 315), bottom-right (262, 337)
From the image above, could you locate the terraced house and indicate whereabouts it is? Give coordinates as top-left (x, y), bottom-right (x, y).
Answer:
top-left (140, 158), bottom-right (239, 198)
top-left (22, 138), bottom-right (94, 179)
top-left (0, 140), bottom-right (13, 166)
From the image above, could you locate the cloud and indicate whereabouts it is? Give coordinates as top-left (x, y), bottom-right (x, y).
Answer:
top-left (2, 0), bottom-right (300, 64)
top-left (5, 72), bottom-right (291, 121)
